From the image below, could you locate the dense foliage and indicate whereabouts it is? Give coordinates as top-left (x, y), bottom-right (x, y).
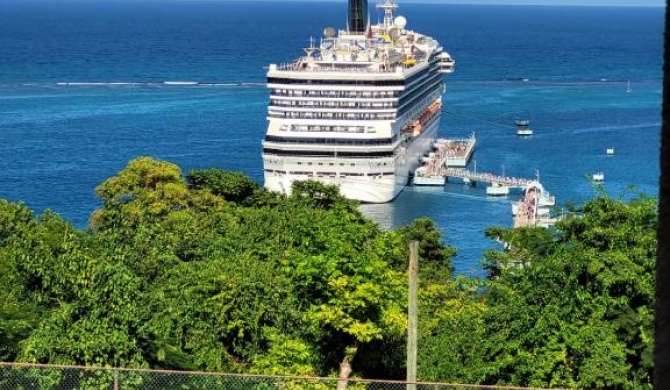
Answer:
top-left (0, 157), bottom-right (656, 389)
top-left (419, 195), bottom-right (656, 389)
top-left (0, 157), bottom-right (452, 379)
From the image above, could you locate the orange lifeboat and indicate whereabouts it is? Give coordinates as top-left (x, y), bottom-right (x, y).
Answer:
top-left (412, 121), bottom-right (422, 136)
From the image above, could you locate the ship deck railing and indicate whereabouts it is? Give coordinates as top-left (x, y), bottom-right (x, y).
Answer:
top-left (263, 151), bottom-right (395, 160)
top-left (273, 62), bottom-right (408, 73)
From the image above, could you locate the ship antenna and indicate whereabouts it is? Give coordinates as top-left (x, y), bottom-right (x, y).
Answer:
top-left (376, 0), bottom-right (398, 28)
top-left (304, 36), bottom-right (317, 57)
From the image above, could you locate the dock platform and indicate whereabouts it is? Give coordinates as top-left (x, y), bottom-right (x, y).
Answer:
top-left (414, 134), bottom-right (476, 186)
top-left (434, 133), bottom-right (477, 168)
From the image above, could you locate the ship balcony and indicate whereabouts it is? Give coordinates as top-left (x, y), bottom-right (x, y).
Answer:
top-left (270, 62), bottom-right (400, 74)
top-left (437, 58), bottom-right (455, 74)
top-left (263, 154), bottom-right (395, 164)
top-left (262, 140), bottom-right (398, 154)
top-left (267, 111), bottom-right (396, 121)
top-left (267, 83), bottom-right (406, 93)
top-left (267, 61), bottom-right (427, 80)
top-left (269, 93), bottom-right (399, 102)
top-left (268, 104), bottom-right (397, 113)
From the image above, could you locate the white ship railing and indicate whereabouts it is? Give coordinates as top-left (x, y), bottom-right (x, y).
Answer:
top-left (273, 62), bottom-right (404, 73)
top-left (263, 154), bottom-right (395, 162)
top-left (262, 141), bottom-right (397, 153)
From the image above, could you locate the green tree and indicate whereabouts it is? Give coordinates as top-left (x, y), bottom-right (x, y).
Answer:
top-left (187, 169), bottom-right (260, 205)
top-left (0, 201), bottom-right (47, 361)
top-left (481, 195), bottom-right (656, 388)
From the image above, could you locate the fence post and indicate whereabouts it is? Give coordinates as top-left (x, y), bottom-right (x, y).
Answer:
top-left (113, 367), bottom-right (119, 390)
top-left (407, 240), bottom-right (419, 390)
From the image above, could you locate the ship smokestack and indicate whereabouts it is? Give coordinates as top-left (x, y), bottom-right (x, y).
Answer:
top-left (347, 0), bottom-right (369, 34)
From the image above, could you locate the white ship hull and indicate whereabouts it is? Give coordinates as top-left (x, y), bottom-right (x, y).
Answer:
top-left (264, 117), bottom-right (439, 203)
top-left (261, 0), bottom-right (454, 203)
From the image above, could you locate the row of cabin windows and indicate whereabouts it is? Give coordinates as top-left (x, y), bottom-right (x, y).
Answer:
top-left (279, 124), bottom-right (376, 133)
top-left (267, 77), bottom-right (403, 86)
top-left (267, 66), bottom-right (431, 87)
top-left (263, 148), bottom-right (394, 158)
top-left (398, 74), bottom-right (443, 107)
top-left (271, 89), bottom-right (397, 99)
top-left (264, 135), bottom-right (396, 145)
top-left (295, 161), bottom-right (390, 167)
top-left (269, 111), bottom-right (395, 121)
top-left (278, 65), bottom-right (436, 95)
top-left (270, 99), bottom-right (396, 109)
top-left (265, 170), bottom-right (394, 177)
top-left (397, 82), bottom-right (444, 117)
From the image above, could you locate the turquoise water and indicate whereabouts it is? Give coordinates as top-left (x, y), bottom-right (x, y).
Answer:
top-left (0, 1), bottom-right (662, 273)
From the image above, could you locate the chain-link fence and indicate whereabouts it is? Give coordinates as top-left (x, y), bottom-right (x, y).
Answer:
top-left (0, 363), bottom-right (566, 390)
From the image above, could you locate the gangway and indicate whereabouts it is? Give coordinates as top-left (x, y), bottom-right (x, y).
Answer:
top-left (442, 167), bottom-right (533, 189)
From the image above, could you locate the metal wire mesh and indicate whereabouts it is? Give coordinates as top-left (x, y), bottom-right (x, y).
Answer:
top-left (0, 363), bottom-right (563, 390)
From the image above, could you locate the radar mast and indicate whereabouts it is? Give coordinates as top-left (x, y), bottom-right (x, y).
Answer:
top-left (303, 36), bottom-right (318, 58)
top-left (376, 0), bottom-right (398, 28)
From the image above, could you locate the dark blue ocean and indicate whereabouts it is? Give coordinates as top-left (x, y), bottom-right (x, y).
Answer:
top-left (0, 1), bottom-right (663, 274)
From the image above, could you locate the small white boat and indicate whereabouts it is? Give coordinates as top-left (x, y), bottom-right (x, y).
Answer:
top-left (626, 79), bottom-right (632, 93)
top-left (516, 119), bottom-right (533, 136)
top-left (486, 182), bottom-right (509, 196)
top-left (606, 148), bottom-right (615, 155)
top-left (592, 172), bottom-right (605, 182)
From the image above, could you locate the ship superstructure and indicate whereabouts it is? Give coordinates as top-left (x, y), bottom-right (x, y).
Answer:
top-left (262, 0), bottom-right (455, 202)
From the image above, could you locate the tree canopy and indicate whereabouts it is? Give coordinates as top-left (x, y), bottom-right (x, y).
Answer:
top-left (419, 195), bottom-right (656, 388)
top-left (0, 157), bottom-right (656, 389)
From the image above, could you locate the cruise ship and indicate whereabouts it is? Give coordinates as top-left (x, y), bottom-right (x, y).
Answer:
top-left (262, 0), bottom-right (454, 203)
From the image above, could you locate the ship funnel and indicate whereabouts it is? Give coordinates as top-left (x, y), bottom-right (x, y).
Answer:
top-left (347, 0), bottom-right (369, 34)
